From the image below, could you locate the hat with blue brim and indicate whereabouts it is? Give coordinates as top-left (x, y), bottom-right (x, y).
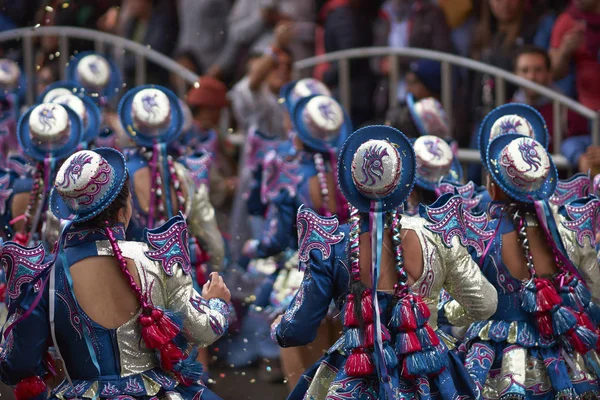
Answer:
top-left (280, 78), bottom-right (331, 114)
top-left (50, 147), bottom-right (128, 222)
top-left (66, 52), bottom-right (122, 101)
top-left (39, 80), bottom-right (85, 103)
top-left (292, 94), bottom-right (352, 153)
top-left (406, 93), bottom-right (450, 138)
top-left (479, 103), bottom-right (549, 168)
top-left (118, 84), bottom-right (183, 147)
top-left (413, 135), bottom-right (462, 191)
top-left (50, 93), bottom-right (101, 144)
top-left (338, 125), bottom-right (416, 212)
top-left (17, 103), bottom-right (83, 162)
top-left (486, 133), bottom-right (557, 203)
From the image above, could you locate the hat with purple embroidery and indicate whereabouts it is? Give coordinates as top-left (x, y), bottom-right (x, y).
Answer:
top-left (118, 84), bottom-right (183, 147)
top-left (280, 78), bottom-right (331, 114)
top-left (413, 135), bottom-right (461, 191)
top-left (17, 103), bottom-right (83, 162)
top-left (66, 52), bottom-right (122, 101)
top-left (49, 93), bottom-right (101, 144)
top-left (338, 125), bottom-right (415, 212)
top-left (49, 148), bottom-right (128, 222)
top-left (479, 103), bottom-right (548, 167)
top-left (406, 93), bottom-right (450, 138)
top-left (486, 133), bottom-right (557, 203)
top-left (39, 80), bottom-right (85, 104)
top-left (292, 94), bottom-right (352, 153)
top-left (0, 59), bottom-right (22, 93)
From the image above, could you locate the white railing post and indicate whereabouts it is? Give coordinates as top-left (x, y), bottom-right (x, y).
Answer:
top-left (23, 33), bottom-right (34, 105)
top-left (553, 100), bottom-right (561, 155)
top-left (389, 55), bottom-right (399, 109)
top-left (592, 113), bottom-right (600, 146)
top-left (495, 75), bottom-right (505, 106)
top-left (339, 58), bottom-right (351, 113)
top-left (441, 61), bottom-right (452, 129)
top-left (59, 34), bottom-right (69, 80)
top-left (135, 52), bottom-right (146, 87)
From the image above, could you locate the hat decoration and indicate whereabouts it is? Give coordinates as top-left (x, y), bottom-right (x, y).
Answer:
top-left (406, 94), bottom-right (450, 138)
top-left (479, 103), bottom-right (548, 167)
top-left (0, 59), bottom-right (22, 93)
top-left (66, 52), bottom-right (122, 103)
top-left (413, 135), bottom-right (461, 191)
top-left (280, 78), bottom-right (331, 114)
top-left (486, 134), bottom-right (556, 203)
top-left (39, 81), bottom-right (85, 104)
top-left (50, 93), bottom-right (101, 145)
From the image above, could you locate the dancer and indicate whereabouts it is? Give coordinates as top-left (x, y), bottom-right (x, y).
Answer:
top-left (461, 133), bottom-right (600, 398)
top-left (0, 147), bottom-right (230, 399)
top-left (0, 58), bottom-right (24, 164)
top-left (272, 125), bottom-right (497, 399)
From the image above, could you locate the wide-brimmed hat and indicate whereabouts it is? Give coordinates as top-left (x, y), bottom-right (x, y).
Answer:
top-left (338, 125), bottom-right (416, 212)
top-left (413, 135), bottom-right (461, 191)
top-left (292, 94), bottom-right (352, 153)
top-left (17, 103), bottom-right (83, 161)
top-left (66, 52), bottom-right (122, 100)
top-left (0, 59), bottom-right (23, 94)
top-left (280, 78), bottom-right (331, 114)
top-left (118, 84), bottom-right (183, 147)
top-left (479, 103), bottom-right (548, 167)
top-left (486, 133), bottom-right (557, 203)
top-left (406, 93), bottom-right (450, 138)
top-left (50, 148), bottom-right (128, 222)
top-left (186, 76), bottom-right (229, 109)
top-left (39, 80), bottom-right (85, 103)
top-left (49, 93), bottom-right (101, 144)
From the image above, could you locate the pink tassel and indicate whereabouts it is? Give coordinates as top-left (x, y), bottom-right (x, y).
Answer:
top-left (576, 312), bottom-right (595, 331)
top-left (344, 294), bottom-right (358, 327)
top-left (155, 314), bottom-right (180, 340)
top-left (159, 342), bottom-right (185, 371)
top-left (535, 279), bottom-right (561, 312)
top-left (14, 376), bottom-right (47, 400)
top-left (344, 348), bottom-right (374, 377)
top-left (381, 324), bottom-right (391, 342)
top-left (140, 315), bottom-right (169, 349)
top-left (536, 313), bottom-right (553, 337)
top-left (364, 323), bottom-right (375, 348)
top-left (413, 296), bottom-right (431, 326)
top-left (361, 290), bottom-right (373, 324)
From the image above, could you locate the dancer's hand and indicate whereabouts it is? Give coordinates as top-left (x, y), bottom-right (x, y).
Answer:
top-left (202, 272), bottom-right (231, 303)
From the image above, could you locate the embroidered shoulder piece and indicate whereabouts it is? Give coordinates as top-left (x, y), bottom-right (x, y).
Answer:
top-left (1, 241), bottom-right (51, 304)
top-left (436, 181), bottom-right (481, 211)
top-left (550, 173), bottom-right (590, 207)
top-left (297, 205), bottom-right (345, 263)
top-left (0, 169), bottom-right (13, 215)
top-left (421, 194), bottom-right (494, 256)
top-left (6, 156), bottom-right (34, 178)
top-left (144, 212), bottom-right (192, 276)
top-left (246, 129), bottom-right (279, 171)
top-left (183, 152), bottom-right (212, 188)
top-left (593, 174), bottom-right (600, 198)
top-left (261, 150), bottom-right (302, 204)
top-left (560, 196), bottom-right (600, 248)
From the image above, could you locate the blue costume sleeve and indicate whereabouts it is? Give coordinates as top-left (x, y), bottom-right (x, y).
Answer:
top-left (561, 135), bottom-right (590, 167)
top-left (255, 191), bottom-right (297, 259)
top-left (246, 167), bottom-right (266, 217)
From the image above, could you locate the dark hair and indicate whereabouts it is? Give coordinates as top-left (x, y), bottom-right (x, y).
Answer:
top-left (385, 105), bottom-right (420, 139)
top-left (73, 174), bottom-right (130, 229)
top-left (514, 45), bottom-right (551, 71)
top-left (174, 49), bottom-right (201, 74)
top-left (414, 186), bottom-right (439, 206)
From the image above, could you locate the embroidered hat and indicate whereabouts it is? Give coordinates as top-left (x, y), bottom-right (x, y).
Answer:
top-left (66, 52), bottom-right (122, 101)
top-left (413, 135), bottom-right (461, 191)
top-left (0, 59), bottom-right (22, 92)
top-left (39, 81), bottom-right (85, 103)
top-left (406, 93), bottom-right (450, 138)
top-left (118, 84), bottom-right (184, 147)
top-left (292, 94), bottom-right (352, 153)
top-left (50, 148), bottom-right (128, 222)
top-left (50, 93), bottom-right (101, 144)
top-left (486, 133), bottom-right (557, 203)
top-left (17, 103), bottom-right (83, 161)
top-left (479, 103), bottom-right (548, 167)
top-left (280, 78), bottom-right (331, 114)
top-left (338, 125), bottom-right (416, 212)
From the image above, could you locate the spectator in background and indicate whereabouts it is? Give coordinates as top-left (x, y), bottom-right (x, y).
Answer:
top-left (550, 0), bottom-right (600, 111)
top-left (512, 45), bottom-right (588, 153)
top-left (169, 50), bottom-right (202, 94)
top-left (229, 22), bottom-right (292, 139)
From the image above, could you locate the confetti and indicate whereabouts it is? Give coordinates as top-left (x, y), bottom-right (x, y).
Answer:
top-left (45, 6), bottom-right (54, 12)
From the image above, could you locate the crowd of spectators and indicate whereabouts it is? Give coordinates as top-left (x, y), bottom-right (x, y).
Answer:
top-left (1, 0), bottom-right (600, 178)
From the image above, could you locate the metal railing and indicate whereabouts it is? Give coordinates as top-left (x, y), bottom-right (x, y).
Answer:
top-left (294, 47), bottom-right (600, 170)
top-left (0, 26), bottom-right (200, 104)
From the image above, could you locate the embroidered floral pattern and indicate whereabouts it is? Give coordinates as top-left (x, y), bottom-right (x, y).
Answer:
top-left (207, 298), bottom-right (230, 335)
top-left (297, 206), bottom-right (345, 263)
top-left (1, 242), bottom-right (51, 302)
top-left (283, 269), bottom-right (310, 323)
top-left (261, 150), bottom-right (302, 204)
top-left (185, 153), bottom-right (212, 188)
top-left (145, 214), bottom-right (192, 275)
top-left (550, 174), bottom-right (590, 207)
top-left (561, 198), bottom-right (600, 247)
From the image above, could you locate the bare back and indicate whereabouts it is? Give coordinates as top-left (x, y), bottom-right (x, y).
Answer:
top-left (308, 172), bottom-right (339, 216)
top-left (358, 229), bottom-right (424, 292)
top-left (70, 256), bottom-right (141, 329)
top-left (501, 226), bottom-right (558, 281)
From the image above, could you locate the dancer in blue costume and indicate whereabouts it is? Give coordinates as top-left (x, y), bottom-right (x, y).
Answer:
top-left (1, 103), bottom-right (83, 248)
top-left (460, 133), bottom-right (600, 399)
top-left (0, 58), bottom-right (25, 165)
top-left (271, 125), bottom-right (498, 399)
top-left (0, 147), bottom-right (231, 399)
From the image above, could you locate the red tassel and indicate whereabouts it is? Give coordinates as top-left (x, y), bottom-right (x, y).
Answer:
top-left (140, 315), bottom-right (170, 349)
top-left (396, 298), bottom-right (417, 331)
top-left (344, 294), bottom-right (358, 327)
top-left (424, 325), bottom-right (440, 347)
top-left (536, 313), bottom-right (553, 337)
top-left (364, 323), bottom-right (374, 348)
top-left (413, 296), bottom-right (431, 320)
top-left (14, 376), bottom-right (46, 400)
top-left (156, 315), bottom-right (180, 340)
top-left (14, 233), bottom-right (28, 247)
top-left (344, 348), bottom-right (374, 376)
top-left (159, 342), bottom-right (185, 370)
top-left (381, 324), bottom-right (391, 342)
top-left (577, 312), bottom-right (595, 331)
top-left (535, 279), bottom-right (561, 312)
top-left (361, 290), bottom-right (373, 324)
top-left (397, 331), bottom-right (422, 354)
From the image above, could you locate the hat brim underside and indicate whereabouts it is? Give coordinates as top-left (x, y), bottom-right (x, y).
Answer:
top-left (338, 125), bottom-right (416, 213)
top-left (118, 84), bottom-right (184, 147)
top-left (50, 147), bottom-right (128, 222)
top-left (66, 51), bottom-right (122, 100)
top-left (17, 106), bottom-right (84, 162)
top-left (478, 103), bottom-right (549, 168)
top-left (406, 93), bottom-right (428, 137)
top-left (415, 156), bottom-right (462, 192)
top-left (486, 133), bottom-right (557, 204)
top-left (292, 95), bottom-right (352, 153)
